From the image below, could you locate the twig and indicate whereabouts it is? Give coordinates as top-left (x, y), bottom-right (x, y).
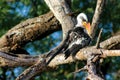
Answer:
top-left (96, 28), bottom-right (103, 48)
top-left (72, 66), bottom-right (87, 74)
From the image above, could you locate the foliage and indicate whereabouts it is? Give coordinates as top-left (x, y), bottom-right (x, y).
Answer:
top-left (0, 0), bottom-right (120, 80)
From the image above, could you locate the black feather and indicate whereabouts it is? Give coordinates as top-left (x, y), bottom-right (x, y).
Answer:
top-left (46, 27), bottom-right (91, 65)
top-left (46, 31), bottom-right (71, 65)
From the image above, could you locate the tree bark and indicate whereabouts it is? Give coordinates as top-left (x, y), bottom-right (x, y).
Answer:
top-left (91, 0), bottom-right (105, 38)
top-left (0, 35), bottom-right (119, 67)
top-left (44, 0), bottom-right (75, 38)
top-left (0, 11), bottom-right (61, 53)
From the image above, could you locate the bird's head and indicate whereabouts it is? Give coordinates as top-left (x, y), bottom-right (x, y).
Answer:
top-left (76, 13), bottom-right (91, 35)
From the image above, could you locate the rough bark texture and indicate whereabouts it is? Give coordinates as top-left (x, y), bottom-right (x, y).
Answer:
top-left (0, 35), bottom-right (120, 67)
top-left (44, 0), bottom-right (75, 38)
top-left (12, 49), bottom-right (120, 80)
top-left (16, 59), bottom-right (48, 80)
top-left (0, 11), bottom-right (61, 53)
top-left (91, 0), bottom-right (105, 38)
top-left (100, 35), bottom-right (120, 49)
top-left (0, 52), bottom-right (39, 67)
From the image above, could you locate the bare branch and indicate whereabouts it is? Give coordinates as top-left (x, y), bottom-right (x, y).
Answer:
top-left (15, 48), bottom-right (120, 80)
top-left (100, 35), bottom-right (120, 49)
top-left (0, 11), bottom-right (61, 52)
top-left (0, 35), bottom-right (119, 67)
top-left (16, 59), bottom-right (49, 80)
top-left (86, 61), bottom-right (104, 80)
top-left (0, 47), bottom-right (119, 68)
top-left (95, 28), bottom-right (103, 48)
top-left (91, 0), bottom-right (105, 38)
top-left (0, 35), bottom-right (119, 79)
top-left (0, 52), bottom-right (39, 67)
top-left (0, 34), bottom-right (119, 67)
top-left (102, 50), bottom-right (120, 58)
top-left (44, 0), bottom-right (75, 38)
top-left (47, 49), bottom-right (120, 67)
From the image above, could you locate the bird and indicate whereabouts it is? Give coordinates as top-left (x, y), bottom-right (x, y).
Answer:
top-left (46, 13), bottom-right (91, 65)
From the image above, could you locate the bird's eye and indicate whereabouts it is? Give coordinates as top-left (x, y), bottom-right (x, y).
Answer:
top-left (82, 21), bottom-right (87, 25)
top-left (80, 16), bottom-right (86, 22)
top-left (82, 19), bottom-right (86, 22)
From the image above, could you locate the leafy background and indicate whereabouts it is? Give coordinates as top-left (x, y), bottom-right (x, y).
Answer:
top-left (0, 0), bottom-right (120, 80)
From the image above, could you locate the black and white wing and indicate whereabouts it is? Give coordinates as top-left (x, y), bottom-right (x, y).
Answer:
top-left (64, 27), bottom-right (91, 59)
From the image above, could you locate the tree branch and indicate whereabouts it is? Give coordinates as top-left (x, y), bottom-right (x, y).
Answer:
top-left (0, 11), bottom-right (61, 52)
top-left (16, 59), bottom-right (49, 80)
top-left (44, 0), bottom-right (75, 38)
top-left (91, 0), bottom-right (105, 38)
top-left (0, 35), bottom-right (119, 79)
top-left (1, 49), bottom-right (120, 68)
top-left (100, 35), bottom-right (120, 49)
top-left (95, 28), bottom-right (103, 48)
top-left (0, 34), bottom-right (119, 67)
top-left (15, 48), bottom-right (120, 80)
top-left (15, 35), bottom-right (120, 80)
top-left (0, 51), bottom-right (39, 67)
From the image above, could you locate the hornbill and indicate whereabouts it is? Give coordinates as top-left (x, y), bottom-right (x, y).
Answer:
top-left (46, 13), bottom-right (91, 65)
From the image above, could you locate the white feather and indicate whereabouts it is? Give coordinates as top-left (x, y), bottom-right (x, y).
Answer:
top-left (68, 37), bottom-right (85, 48)
top-left (76, 13), bottom-right (88, 27)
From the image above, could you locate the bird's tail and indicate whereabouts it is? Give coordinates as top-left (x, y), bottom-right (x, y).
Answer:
top-left (46, 42), bottom-right (70, 65)
top-left (64, 49), bottom-right (71, 59)
top-left (46, 52), bottom-right (58, 65)
top-left (46, 45), bottom-right (64, 65)
top-left (46, 48), bottom-right (63, 65)
top-left (64, 45), bottom-right (80, 60)
top-left (46, 32), bottom-right (70, 65)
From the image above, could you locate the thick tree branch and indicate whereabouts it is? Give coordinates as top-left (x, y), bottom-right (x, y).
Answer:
top-left (44, 0), bottom-right (75, 38)
top-left (15, 36), bottom-right (120, 80)
top-left (0, 0), bottom-right (106, 53)
top-left (100, 35), bottom-right (120, 49)
top-left (16, 59), bottom-right (49, 80)
top-left (0, 35), bottom-right (119, 67)
top-left (15, 49), bottom-right (120, 80)
top-left (91, 0), bottom-right (105, 38)
top-left (49, 49), bottom-right (99, 66)
top-left (0, 52), bottom-right (39, 67)
top-left (86, 61), bottom-right (104, 80)
top-left (0, 11), bottom-right (61, 52)
top-left (1, 49), bottom-right (120, 68)
top-left (0, 35), bottom-right (119, 80)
